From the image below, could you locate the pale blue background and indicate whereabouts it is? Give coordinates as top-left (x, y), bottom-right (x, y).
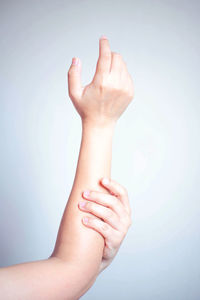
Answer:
top-left (0, 0), bottom-right (200, 299)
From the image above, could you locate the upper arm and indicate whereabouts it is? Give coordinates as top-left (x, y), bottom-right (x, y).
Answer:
top-left (0, 257), bottom-right (96, 300)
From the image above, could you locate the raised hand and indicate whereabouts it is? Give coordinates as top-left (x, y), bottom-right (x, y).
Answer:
top-left (68, 36), bottom-right (134, 127)
top-left (78, 178), bottom-right (132, 273)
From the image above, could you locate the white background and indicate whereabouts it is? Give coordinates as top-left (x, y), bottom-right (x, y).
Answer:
top-left (0, 1), bottom-right (199, 299)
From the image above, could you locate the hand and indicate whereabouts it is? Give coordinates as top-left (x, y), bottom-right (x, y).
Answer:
top-left (68, 36), bottom-right (134, 127)
top-left (78, 178), bottom-right (132, 273)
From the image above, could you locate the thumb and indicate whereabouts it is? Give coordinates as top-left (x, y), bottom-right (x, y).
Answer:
top-left (68, 57), bottom-right (82, 100)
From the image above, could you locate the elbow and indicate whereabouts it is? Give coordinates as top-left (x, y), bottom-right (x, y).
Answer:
top-left (48, 255), bottom-right (99, 299)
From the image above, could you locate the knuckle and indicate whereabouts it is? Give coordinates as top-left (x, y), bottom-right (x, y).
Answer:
top-left (122, 215), bottom-right (132, 230)
top-left (99, 82), bottom-right (108, 94)
top-left (111, 85), bottom-right (120, 95)
top-left (68, 68), bottom-right (73, 76)
top-left (106, 209), bottom-right (114, 219)
top-left (121, 186), bottom-right (128, 197)
top-left (99, 84), bottom-right (104, 94)
top-left (101, 222), bottom-right (109, 231)
top-left (113, 51), bottom-right (121, 57)
top-left (112, 197), bottom-right (118, 207)
top-left (99, 79), bottom-right (107, 90)
top-left (104, 51), bottom-right (111, 59)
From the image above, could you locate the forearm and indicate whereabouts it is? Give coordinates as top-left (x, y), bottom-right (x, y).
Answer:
top-left (50, 121), bottom-right (115, 291)
top-left (0, 258), bottom-right (79, 300)
top-left (0, 122), bottom-right (115, 300)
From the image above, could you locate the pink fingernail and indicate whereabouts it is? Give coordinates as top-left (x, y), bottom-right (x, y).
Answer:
top-left (83, 217), bottom-right (88, 224)
top-left (72, 57), bottom-right (79, 65)
top-left (100, 35), bottom-right (107, 40)
top-left (83, 190), bottom-right (90, 198)
top-left (102, 178), bottom-right (109, 185)
top-left (79, 201), bottom-right (86, 208)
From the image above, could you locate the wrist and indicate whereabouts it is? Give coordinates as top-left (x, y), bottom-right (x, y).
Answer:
top-left (81, 119), bottom-right (116, 133)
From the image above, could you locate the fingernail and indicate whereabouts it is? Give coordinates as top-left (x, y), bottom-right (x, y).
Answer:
top-left (100, 35), bottom-right (107, 40)
top-left (79, 201), bottom-right (86, 208)
top-left (83, 190), bottom-right (90, 198)
top-left (102, 178), bottom-right (109, 185)
top-left (83, 217), bottom-right (88, 224)
top-left (72, 57), bottom-right (79, 65)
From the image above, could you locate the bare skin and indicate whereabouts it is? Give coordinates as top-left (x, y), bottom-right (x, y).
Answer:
top-left (0, 36), bottom-right (134, 299)
top-left (79, 177), bottom-right (132, 273)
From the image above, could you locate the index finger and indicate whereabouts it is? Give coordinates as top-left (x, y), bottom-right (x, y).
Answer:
top-left (93, 36), bottom-right (112, 81)
top-left (100, 178), bottom-right (131, 214)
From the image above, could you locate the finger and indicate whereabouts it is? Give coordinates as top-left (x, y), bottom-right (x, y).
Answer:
top-left (82, 216), bottom-right (119, 241)
top-left (100, 178), bottom-right (131, 214)
top-left (110, 52), bottom-right (124, 73)
top-left (92, 36), bottom-right (112, 82)
top-left (68, 57), bottom-right (83, 100)
top-left (78, 200), bottom-right (120, 231)
top-left (82, 190), bottom-right (125, 218)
